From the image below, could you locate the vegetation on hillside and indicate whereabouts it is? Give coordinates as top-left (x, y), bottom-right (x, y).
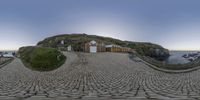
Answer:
top-left (37, 33), bottom-right (169, 60)
top-left (19, 46), bottom-right (66, 71)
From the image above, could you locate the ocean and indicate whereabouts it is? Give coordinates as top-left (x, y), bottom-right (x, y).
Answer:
top-left (0, 51), bottom-right (16, 57)
top-left (165, 51), bottom-right (200, 64)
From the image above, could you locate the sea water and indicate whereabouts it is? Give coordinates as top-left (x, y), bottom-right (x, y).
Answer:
top-left (0, 51), bottom-right (16, 57)
top-left (165, 51), bottom-right (199, 64)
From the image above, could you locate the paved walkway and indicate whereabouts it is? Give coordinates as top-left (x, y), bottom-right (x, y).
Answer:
top-left (0, 52), bottom-right (200, 100)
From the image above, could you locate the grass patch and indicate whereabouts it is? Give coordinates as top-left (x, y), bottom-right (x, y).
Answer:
top-left (19, 46), bottom-right (66, 71)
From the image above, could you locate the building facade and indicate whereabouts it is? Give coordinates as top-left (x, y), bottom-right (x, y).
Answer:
top-left (84, 40), bottom-right (106, 53)
top-left (67, 45), bottom-right (72, 51)
top-left (105, 44), bottom-right (132, 52)
top-left (84, 40), bottom-right (133, 53)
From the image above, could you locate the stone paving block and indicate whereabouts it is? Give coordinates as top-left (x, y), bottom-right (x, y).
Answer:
top-left (0, 52), bottom-right (200, 100)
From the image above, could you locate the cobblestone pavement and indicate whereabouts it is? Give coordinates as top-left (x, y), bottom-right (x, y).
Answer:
top-left (0, 52), bottom-right (200, 100)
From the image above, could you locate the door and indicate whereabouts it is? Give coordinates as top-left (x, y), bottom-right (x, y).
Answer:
top-left (90, 46), bottom-right (97, 53)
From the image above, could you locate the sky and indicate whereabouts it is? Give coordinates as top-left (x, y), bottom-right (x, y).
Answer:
top-left (0, 0), bottom-right (200, 51)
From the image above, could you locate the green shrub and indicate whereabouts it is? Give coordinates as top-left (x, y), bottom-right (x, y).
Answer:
top-left (19, 46), bottom-right (66, 71)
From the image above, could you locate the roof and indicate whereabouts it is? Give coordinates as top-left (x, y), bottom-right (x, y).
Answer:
top-left (89, 40), bottom-right (97, 45)
top-left (90, 40), bottom-right (96, 44)
top-left (105, 44), bottom-right (121, 48)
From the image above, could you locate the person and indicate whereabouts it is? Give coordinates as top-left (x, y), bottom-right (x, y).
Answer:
top-left (12, 52), bottom-right (16, 56)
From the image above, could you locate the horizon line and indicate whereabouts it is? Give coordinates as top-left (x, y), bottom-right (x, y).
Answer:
top-left (169, 49), bottom-right (200, 51)
top-left (1, 49), bottom-right (200, 51)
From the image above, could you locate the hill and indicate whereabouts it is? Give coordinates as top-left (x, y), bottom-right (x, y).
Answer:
top-left (37, 33), bottom-right (170, 60)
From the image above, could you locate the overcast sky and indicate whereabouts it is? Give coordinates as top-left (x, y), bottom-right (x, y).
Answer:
top-left (0, 0), bottom-right (200, 50)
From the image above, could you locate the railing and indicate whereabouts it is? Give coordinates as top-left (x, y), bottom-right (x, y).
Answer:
top-left (0, 57), bottom-right (14, 68)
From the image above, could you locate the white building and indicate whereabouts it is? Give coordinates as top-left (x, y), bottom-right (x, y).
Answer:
top-left (61, 40), bottom-right (64, 45)
top-left (67, 45), bottom-right (72, 51)
top-left (89, 40), bottom-right (97, 53)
